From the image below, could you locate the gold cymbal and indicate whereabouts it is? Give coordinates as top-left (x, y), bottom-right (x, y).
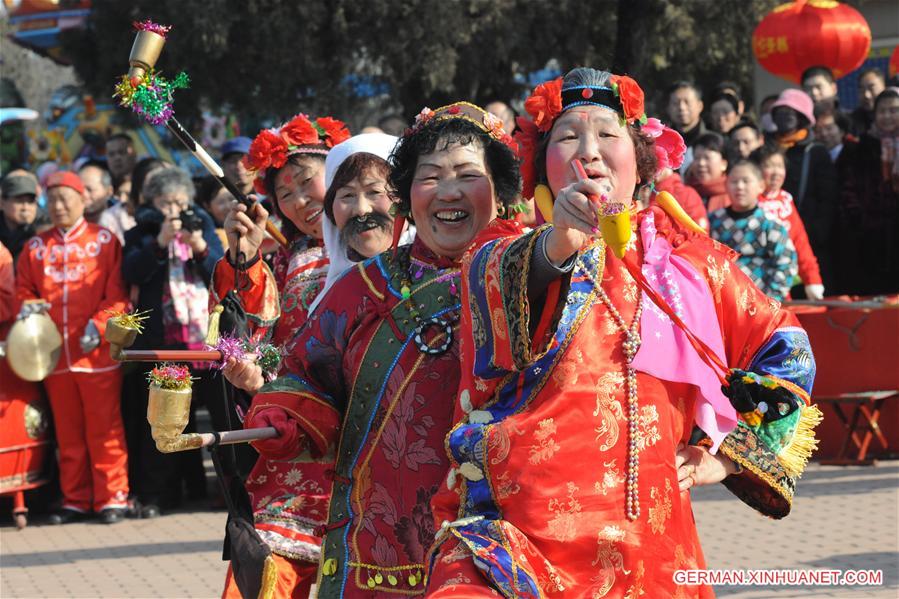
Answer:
top-left (6, 313), bottom-right (62, 382)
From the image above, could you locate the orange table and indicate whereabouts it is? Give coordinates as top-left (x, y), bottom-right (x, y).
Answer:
top-left (787, 295), bottom-right (899, 464)
top-left (814, 391), bottom-right (898, 465)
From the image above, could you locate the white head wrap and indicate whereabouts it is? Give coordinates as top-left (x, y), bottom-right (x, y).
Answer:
top-left (310, 133), bottom-right (415, 313)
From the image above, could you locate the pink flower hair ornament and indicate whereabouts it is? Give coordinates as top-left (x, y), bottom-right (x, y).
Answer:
top-left (641, 117), bottom-right (687, 173)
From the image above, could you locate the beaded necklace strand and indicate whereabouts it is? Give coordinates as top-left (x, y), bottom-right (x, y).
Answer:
top-left (394, 248), bottom-right (460, 355)
top-left (593, 246), bottom-right (644, 521)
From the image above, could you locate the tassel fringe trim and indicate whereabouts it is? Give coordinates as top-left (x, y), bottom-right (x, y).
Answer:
top-left (777, 404), bottom-right (823, 479)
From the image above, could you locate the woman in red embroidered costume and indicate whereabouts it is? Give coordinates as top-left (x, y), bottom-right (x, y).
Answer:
top-left (427, 68), bottom-right (821, 598)
top-left (227, 103), bottom-right (522, 597)
top-left (212, 114), bottom-right (351, 348)
top-left (214, 114), bottom-right (349, 599)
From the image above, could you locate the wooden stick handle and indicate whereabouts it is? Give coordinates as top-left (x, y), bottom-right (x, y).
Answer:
top-left (164, 118), bottom-right (288, 248)
top-left (783, 299), bottom-right (889, 309)
top-left (118, 349), bottom-right (223, 362)
top-left (198, 427), bottom-right (278, 447)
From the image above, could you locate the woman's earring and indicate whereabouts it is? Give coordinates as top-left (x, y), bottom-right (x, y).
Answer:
top-left (496, 204), bottom-right (506, 217)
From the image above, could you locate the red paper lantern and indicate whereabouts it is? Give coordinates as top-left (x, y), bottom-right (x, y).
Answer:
top-left (753, 0), bottom-right (872, 84)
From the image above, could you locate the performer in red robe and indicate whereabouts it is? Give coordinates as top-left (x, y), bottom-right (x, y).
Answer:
top-left (213, 115), bottom-right (350, 597)
top-left (211, 114), bottom-right (352, 348)
top-left (427, 69), bottom-right (821, 598)
top-left (226, 103), bottom-right (522, 597)
top-left (14, 171), bottom-right (130, 524)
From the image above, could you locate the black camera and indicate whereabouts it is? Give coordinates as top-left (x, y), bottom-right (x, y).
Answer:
top-left (178, 208), bottom-right (204, 233)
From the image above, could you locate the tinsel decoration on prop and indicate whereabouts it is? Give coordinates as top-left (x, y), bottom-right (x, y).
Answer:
top-left (113, 19), bottom-right (287, 248)
top-left (146, 363), bottom-right (195, 391)
top-left (105, 308), bottom-right (150, 333)
top-left (207, 335), bottom-right (282, 382)
top-left (114, 68), bottom-right (189, 126)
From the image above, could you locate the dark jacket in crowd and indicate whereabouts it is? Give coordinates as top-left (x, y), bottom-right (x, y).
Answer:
top-left (849, 106), bottom-right (874, 138)
top-left (679, 120), bottom-right (708, 150)
top-left (122, 204), bottom-right (223, 349)
top-left (1, 211), bottom-right (50, 264)
top-left (781, 136), bottom-right (839, 290)
top-left (834, 134), bottom-right (899, 295)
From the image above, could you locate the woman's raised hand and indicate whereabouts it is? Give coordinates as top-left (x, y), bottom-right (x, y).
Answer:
top-left (225, 198), bottom-right (269, 262)
top-left (544, 178), bottom-right (611, 265)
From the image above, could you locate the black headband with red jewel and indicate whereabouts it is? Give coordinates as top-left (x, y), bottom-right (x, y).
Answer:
top-left (560, 86), bottom-right (625, 117)
top-left (514, 73), bottom-right (686, 202)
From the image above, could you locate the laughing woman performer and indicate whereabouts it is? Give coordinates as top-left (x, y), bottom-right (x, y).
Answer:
top-left (212, 114), bottom-right (351, 348)
top-left (227, 102), bottom-right (522, 597)
top-left (428, 68), bottom-right (821, 598)
top-left (212, 115), bottom-right (350, 598)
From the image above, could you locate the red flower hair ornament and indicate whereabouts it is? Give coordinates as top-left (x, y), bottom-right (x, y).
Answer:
top-left (609, 75), bottom-right (646, 125)
top-left (514, 116), bottom-right (541, 199)
top-left (523, 77), bottom-right (563, 132)
top-left (243, 114), bottom-right (351, 183)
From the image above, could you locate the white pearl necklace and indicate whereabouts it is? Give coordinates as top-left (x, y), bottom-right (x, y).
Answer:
top-left (596, 283), bottom-right (643, 521)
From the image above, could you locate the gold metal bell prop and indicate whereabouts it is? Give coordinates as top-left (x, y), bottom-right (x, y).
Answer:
top-left (119, 21), bottom-right (288, 248)
top-left (127, 27), bottom-right (167, 86)
top-left (105, 317), bottom-right (139, 362)
top-left (5, 312), bottom-right (62, 382)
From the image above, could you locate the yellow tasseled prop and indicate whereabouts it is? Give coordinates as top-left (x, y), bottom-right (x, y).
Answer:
top-left (205, 304), bottom-right (224, 346)
top-left (258, 554), bottom-right (277, 599)
top-left (656, 191), bottom-right (707, 235)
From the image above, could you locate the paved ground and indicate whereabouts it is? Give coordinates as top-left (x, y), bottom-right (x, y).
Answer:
top-left (1, 461), bottom-right (897, 598)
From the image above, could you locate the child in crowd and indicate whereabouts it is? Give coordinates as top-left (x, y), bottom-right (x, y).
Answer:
top-left (753, 145), bottom-right (824, 300)
top-left (708, 159), bottom-right (798, 301)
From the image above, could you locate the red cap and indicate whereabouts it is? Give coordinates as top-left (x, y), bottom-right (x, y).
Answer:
top-left (46, 171), bottom-right (86, 195)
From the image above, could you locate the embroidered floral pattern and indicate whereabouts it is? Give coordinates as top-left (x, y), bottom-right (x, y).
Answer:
top-left (547, 482), bottom-right (584, 542)
top-left (494, 471), bottom-right (521, 501)
top-left (648, 479), bottom-right (673, 534)
top-left (635, 405), bottom-right (661, 451)
top-left (624, 560), bottom-right (646, 599)
top-left (590, 525), bottom-right (629, 598)
top-left (528, 418), bottom-right (561, 465)
top-left (705, 255), bottom-right (731, 300)
top-left (594, 459), bottom-right (625, 496)
top-left (593, 371), bottom-right (625, 451)
top-left (737, 286), bottom-right (758, 317)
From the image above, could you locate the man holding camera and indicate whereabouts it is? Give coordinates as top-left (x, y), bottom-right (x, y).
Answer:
top-left (122, 166), bottom-right (223, 518)
top-left (14, 171), bottom-right (131, 525)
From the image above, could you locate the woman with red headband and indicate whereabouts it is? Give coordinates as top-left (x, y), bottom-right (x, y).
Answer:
top-left (211, 114), bottom-right (350, 598)
top-left (213, 114), bottom-right (351, 347)
top-left (427, 67), bottom-right (821, 598)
